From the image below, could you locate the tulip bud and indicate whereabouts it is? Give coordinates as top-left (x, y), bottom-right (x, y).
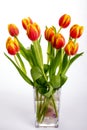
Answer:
top-left (44, 27), bottom-right (55, 42)
top-left (22, 17), bottom-right (33, 30)
top-left (8, 24), bottom-right (19, 36)
top-left (6, 37), bottom-right (20, 55)
top-left (70, 24), bottom-right (84, 39)
top-left (51, 33), bottom-right (65, 49)
top-left (59, 14), bottom-right (71, 28)
top-left (27, 22), bottom-right (41, 41)
top-left (64, 40), bottom-right (79, 55)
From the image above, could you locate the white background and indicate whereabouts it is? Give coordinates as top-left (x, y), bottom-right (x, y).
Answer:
top-left (0, 0), bottom-right (87, 130)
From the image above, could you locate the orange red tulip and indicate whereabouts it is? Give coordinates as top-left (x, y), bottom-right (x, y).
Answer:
top-left (22, 17), bottom-right (33, 30)
top-left (51, 33), bottom-right (65, 49)
top-left (44, 27), bottom-right (55, 42)
top-left (59, 14), bottom-right (71, 28)
top-left (6, 37), bottom-right (20, 55)
top-left (27, 23), bottom-right (41, 41)
top-left (64, 40), bottom-right (79, 55)
top-left (8, 24), bottom-right (19, 36)
top-left (70, 24), bottom-right (84, 39)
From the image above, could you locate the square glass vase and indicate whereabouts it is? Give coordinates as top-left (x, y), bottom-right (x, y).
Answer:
top-left (33, 88), bottom-right (61, 128)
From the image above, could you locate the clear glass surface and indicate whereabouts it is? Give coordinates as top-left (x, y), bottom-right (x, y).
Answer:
top-left (33, 88), bottom-right (61, 128)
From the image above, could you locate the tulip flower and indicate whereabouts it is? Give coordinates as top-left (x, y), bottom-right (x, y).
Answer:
top-left (22, 17), bottom-right (33, 30)
top-left (6, 37), bottom-right (20, 55)
top-left (44, 26), bottom-right (55, 42)
top-left (8, 24), bottom-right (19, 36)
top-left (70, 24), bottom-right (84, 39)
top-left (27, 22), bottom-right (41, 41)
top-left (64, 40), bottom-right (79, 55)
top-left (59, 14), bottom-right (71, 28)
top-left (51, 33), bottom-right (65, 49)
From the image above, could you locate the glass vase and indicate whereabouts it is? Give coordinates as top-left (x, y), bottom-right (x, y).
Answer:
top-left (33, 88), bottom-right (61, 128)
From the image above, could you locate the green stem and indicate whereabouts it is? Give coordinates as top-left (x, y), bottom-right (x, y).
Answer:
top-left (51, 95), bottom-right (58, 117)
top-left (39, 94), bottom-right (43, 111)
top-left (62, 56), bottom-right (71, 75)
top-left (14, 53), bottom-right (26, 74)
top-left (37, 97), bottom-right (51, 123)
top-left (14, 55), bottom-right (20, 67)
top-left (36, 90), bottom-right (40, 119)
top-left (58, 27), bottom-right (62, 33)
top-left (57, 48), bottom-right (64, 76)
top-left (74, 38), bottom-right (77, 43)
top-left (47, 41), bottom-right (55, 65)
top-left (36, 93), bottom-right (58, 123)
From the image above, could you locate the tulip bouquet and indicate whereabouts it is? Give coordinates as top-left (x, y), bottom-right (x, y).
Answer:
top-left (4, 14), bottom-right (84, 126)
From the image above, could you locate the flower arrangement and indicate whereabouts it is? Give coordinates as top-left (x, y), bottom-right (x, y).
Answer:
top-left (4, 14), bottom-right (84, 126)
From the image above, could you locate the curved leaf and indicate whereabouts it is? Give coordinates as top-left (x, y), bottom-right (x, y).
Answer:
top-left (69, 52), bottom-right (84, 66)
top-left (50, 75), bottom-right (60, 89)
top-left (31, 66), bottom-right (42, 81)
top-left (60, 74), bottom-right (68, 87)
top-left (4, 53), bottom-right (34, 86)
top-left (62, 53), bottom-right (69, 72)
top-left (15, 53), bottom-right (26, 74)
top-left (44, 84), bottom-right (53, 97)
top-left (15, 36), bottom-right (34, 67)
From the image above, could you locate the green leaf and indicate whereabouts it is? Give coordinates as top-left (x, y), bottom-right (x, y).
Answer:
top-left (50, 74), bottom-right (67, 89)
top-left (31, 44), bottom-right (39, 67)
top-left (36, 76), bottom-right (48, 86)
top-left (33, 76), bottom-right (53, 97)
top-left (4, 53), bottom-right (34, 86)
top-left (15, 53), bottom-right (26, 74)
top-left (37, 86), bottom-right (49, 95)
top-left (60, 74), bottom-right (68, 87)
top-left (44, 64), bottom-right (49, 74)
top-left (49, 49), bottom-right (61, 78)
top-left (50, 75), bottom-right (61, 89)
top-left (62, 53), bottom-right (69, 72)
top-left (34, 81), bottom-right (50, 96)
top-left (33, 40), bottom-right (43, 70)
top-left (47, 42), bottom-right (55, 64)
top-left (31, 66), bottom-right (42, 81)
top-left (52, 26), bottom-right (56, 33)
top-left (15, 36), bottom-right (34, 67)
top-left (44, 84), bottom-right (53, 97)
top-left (61, 52), bottom-right (84, 75)
top-left (69, 52), bottom-right (84, 67)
